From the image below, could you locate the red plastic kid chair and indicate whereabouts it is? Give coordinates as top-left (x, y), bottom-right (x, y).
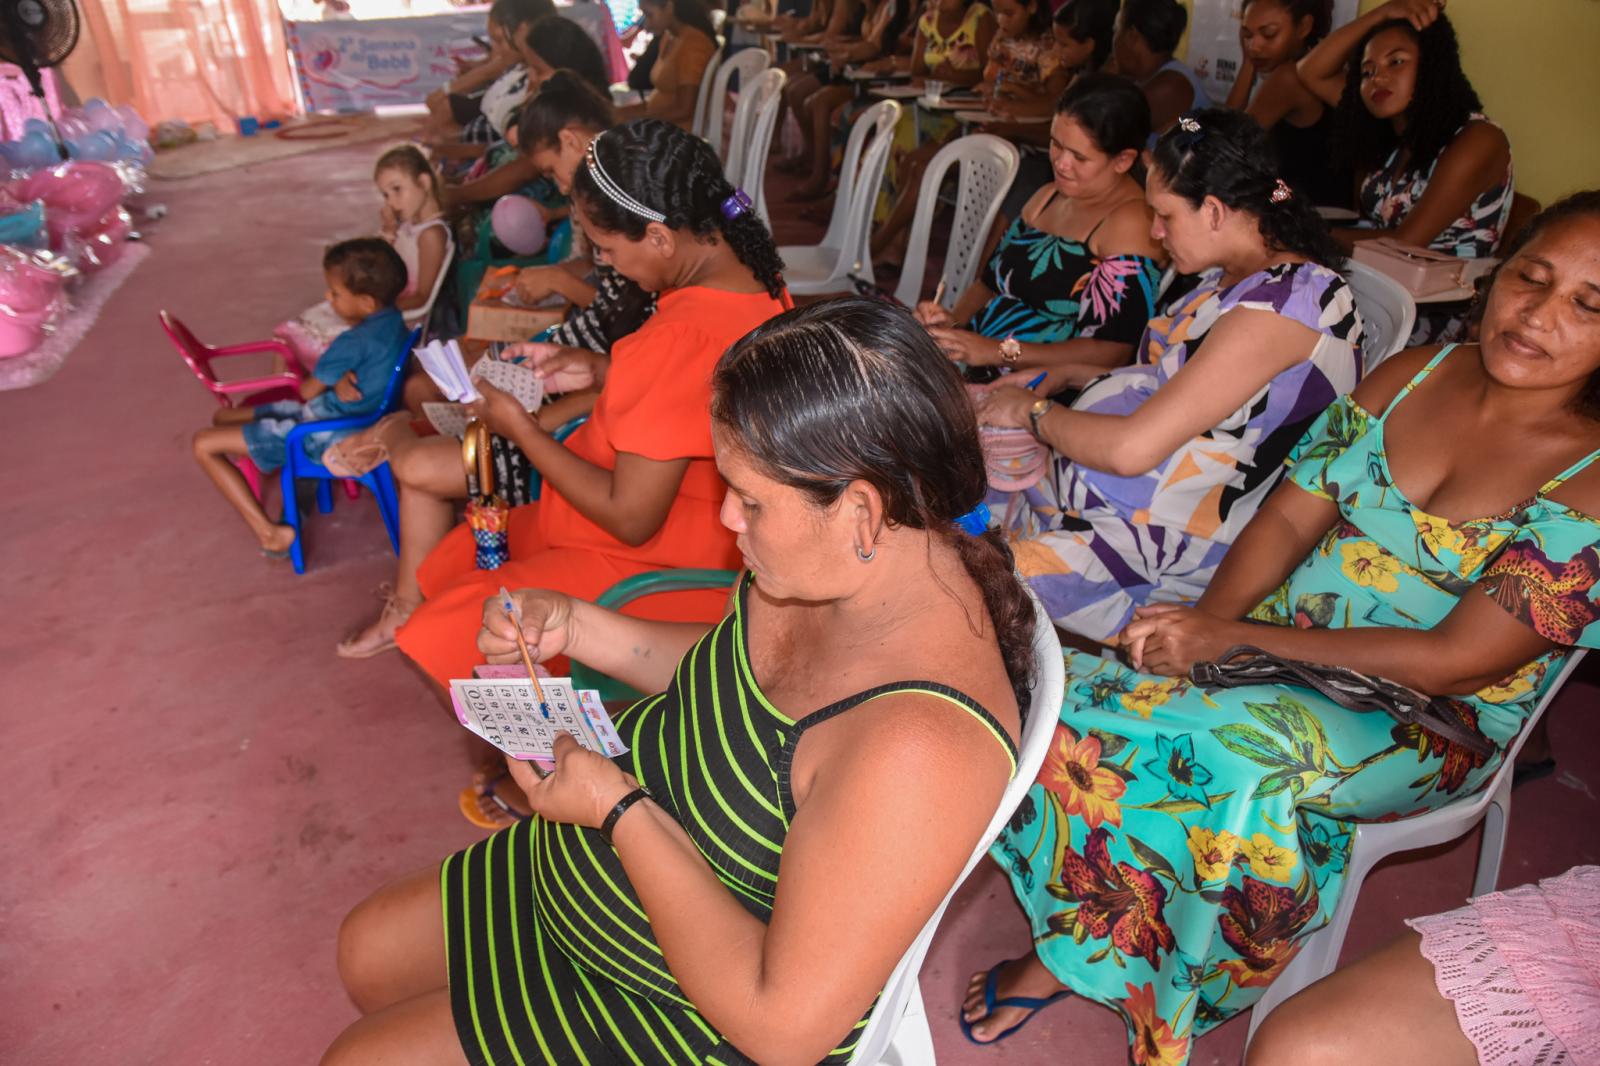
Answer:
top-left (160, 311), bottom-right (359, 502)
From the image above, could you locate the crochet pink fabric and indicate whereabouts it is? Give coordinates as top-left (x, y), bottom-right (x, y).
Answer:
top-left (1407, 865), bottom-right (1600, 1066)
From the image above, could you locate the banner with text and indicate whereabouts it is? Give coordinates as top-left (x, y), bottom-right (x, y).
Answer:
top-left (286, 12), bottom-right (487, 112)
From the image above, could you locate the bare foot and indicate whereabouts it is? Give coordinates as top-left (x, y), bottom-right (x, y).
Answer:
top-left (260, 524), bottom-right (296, 555)
top-left (336, 585), bottom-right (417, 659)
top-left (960, 954), bottom-right (1069, 1043)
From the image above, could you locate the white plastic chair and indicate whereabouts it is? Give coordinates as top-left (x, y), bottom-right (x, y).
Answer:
top-left (894, 134), bottom-right (1020, 310)
top-left (1245, 649), bottom-right (1588, 1047)
top-left (1345, 260), bottom-right (1417, 374)
top-left (701, 48), bottom-right (769, 165)
top-left (779, 100), bottom-right (901, 294)
top-left (848, 588), bottom-right (1065, 1064)
top-left (736, 67), bottom-right (787, 225)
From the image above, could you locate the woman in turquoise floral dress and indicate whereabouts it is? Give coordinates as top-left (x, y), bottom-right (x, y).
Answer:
top-left (960, 191), bottom-right (1600, 1064)
top-left (916, 74), bottom-right (1165, 393)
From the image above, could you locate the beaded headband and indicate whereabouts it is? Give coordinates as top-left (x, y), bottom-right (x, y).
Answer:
top-left (583, 133), bottom-right (666, 224)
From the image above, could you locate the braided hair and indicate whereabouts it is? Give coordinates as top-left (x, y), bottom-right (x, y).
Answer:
top-left (572, 118), bottom-right (786, 299)
top-left (1332, 15), bottom-right (1482, 180)
top-left (1150, 107), bottom-right (1344, 270)
top-left (712, 298), bottom-right (1037, 717)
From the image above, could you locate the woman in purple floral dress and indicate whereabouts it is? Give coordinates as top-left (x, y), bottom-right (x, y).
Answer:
top-left (960, 192), bottom-right (1600, 1065)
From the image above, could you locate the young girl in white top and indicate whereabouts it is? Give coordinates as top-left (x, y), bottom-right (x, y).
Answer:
top-left (277, 145), bottom-right (453, 366)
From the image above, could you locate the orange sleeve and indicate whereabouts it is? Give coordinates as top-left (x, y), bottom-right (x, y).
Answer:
top-left (602, 325), bottom-right (718, 462)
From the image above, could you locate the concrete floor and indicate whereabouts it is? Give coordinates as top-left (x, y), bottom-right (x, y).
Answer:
top-left (2, 136), bottom-right (1596, 1066)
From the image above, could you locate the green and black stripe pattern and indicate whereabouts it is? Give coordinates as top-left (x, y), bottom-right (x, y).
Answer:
top-left (443, 577), bottom-right (1018, 1065)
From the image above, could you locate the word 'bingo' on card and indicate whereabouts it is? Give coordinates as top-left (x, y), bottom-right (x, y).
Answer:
top-left (449, 676), bottom-right (627, 765)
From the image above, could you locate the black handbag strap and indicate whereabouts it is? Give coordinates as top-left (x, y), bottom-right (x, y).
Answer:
top-left (1189, 645), bottom-right (1494, 758)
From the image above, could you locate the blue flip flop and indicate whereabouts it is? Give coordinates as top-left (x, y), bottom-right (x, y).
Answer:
top-left (958, 960), bottom-right (1073, 1045)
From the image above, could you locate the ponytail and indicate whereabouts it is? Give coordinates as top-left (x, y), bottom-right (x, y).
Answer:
top-left (573, 118), bottom-right (787, 298)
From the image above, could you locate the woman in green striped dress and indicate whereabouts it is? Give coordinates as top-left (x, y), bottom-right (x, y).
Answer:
top-left (323, 298), bottom-right (1039, 1065)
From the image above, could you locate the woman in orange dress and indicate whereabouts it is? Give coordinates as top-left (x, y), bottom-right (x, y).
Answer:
top-left (396, 118), bottom-right (790, 688)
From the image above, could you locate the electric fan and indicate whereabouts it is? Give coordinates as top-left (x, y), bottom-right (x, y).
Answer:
top-left (0, 0), bottom-right (81, 156)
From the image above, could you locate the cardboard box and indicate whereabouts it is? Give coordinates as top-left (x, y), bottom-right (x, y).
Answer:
top-left (465, 267), bottom-right (568, 342)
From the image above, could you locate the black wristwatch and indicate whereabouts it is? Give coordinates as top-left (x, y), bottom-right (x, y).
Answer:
top-left (600, 787), bottom-right (651, 843)
top-left (1027, 397), bottom-right (1055, 440)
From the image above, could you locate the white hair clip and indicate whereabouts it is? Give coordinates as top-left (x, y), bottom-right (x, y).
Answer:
top-left (1177, 116), bottom-right (1202, 134)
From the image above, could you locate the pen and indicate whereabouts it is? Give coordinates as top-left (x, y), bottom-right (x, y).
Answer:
top-left (1024, 371), bottom-right (1047, 390)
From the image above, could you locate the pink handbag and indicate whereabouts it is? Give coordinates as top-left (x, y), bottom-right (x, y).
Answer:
top-left (1352, 237), bottom-right (1496, 298)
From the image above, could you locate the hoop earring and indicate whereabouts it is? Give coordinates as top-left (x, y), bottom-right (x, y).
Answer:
top-left (856, 545), bottom-right (876, 562)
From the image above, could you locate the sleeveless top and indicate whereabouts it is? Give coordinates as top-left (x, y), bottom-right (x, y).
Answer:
top-left (528, 576), bottom-right (1019, 1061)
top-left (390, 216), bottom-right (453, 324)
top-left (984, 33), bottom-right (1059, 94)
top-left (917, 3), bottom-right (989, 70)
top-left (1357, 113), bottom-right (1514, 259)
top-left (1259, 343), bottom-right (1600, 748)
top-left (970, 189), bottom-right (1163, 346)
top-left (1057, 260), bottom-right (1362, 544)
top-left (1269, 110), bottom-right (1350, 210)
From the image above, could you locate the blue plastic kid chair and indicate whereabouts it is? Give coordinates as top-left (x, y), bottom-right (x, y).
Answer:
top-left (280, 327), bottom-right (423, 574)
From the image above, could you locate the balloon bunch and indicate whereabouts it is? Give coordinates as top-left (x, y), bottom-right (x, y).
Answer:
top-left (0, 99), bottom-right (153, 173)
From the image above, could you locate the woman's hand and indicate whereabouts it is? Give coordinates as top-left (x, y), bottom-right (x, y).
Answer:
top-left (927, 325), bottom-right (1002, 366)
top-left (1379, 0), bottom-right (1445, 30)
top-left (514, 265), bottom-right (564, 304)
top-left (971, 382), bottom-right (1036, 429)
top-left (914, 299), bottom-right (955, 329)
top-left (466, 379), bottom-right (538, 439)
top-left (1120, 604), bottom-right (1240, 676)
top-left (504, 733), bottom-right (640, 830)
top-left (504, 341), bottom-right (608, 393)
top-left (478, 587), bottom-right (577, 664)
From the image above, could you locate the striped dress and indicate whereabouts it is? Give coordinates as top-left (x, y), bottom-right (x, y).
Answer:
top-left (442, 577), bottom-right (1018, 1064)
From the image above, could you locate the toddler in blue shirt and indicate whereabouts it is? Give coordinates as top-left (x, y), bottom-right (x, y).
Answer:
top-left (192, 237), bottom-right (410, 557)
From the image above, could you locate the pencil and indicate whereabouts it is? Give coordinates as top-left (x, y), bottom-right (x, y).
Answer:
top-left (498, 586), bottom-right (552, 720)
top-left (933, 278), bottom-right (947, 307)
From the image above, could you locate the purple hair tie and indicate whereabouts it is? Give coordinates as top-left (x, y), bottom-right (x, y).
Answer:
top-left (721, 189), bottom-right (753, 220)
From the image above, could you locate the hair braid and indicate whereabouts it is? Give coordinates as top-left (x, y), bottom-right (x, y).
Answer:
top-left (574, 118), bottom-right (787, 298)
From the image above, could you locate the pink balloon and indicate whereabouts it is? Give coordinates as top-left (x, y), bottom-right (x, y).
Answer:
top-left (9, 162), bottom-right (125, 244)
top-left (115, 106), bottom-right (150, 144)
top-left (0, 315), bottom-right (44, 357)
top-left (490, 195), bottom-right (547, 255)
top-left (74, 208), bottom-right (132, 271)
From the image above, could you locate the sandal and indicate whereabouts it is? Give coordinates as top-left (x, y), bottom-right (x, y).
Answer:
top-left (335, 584), bottom-right (416, 659)
top-left (458, 770), bottom-right (527, 830)
top-left (321, 412), bottom-right (412, 478)
top-left (958, 959), bottom-right (1073, 1045)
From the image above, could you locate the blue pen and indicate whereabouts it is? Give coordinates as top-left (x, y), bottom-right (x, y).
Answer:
top-left (1024, 371), bottom-right (1047, 391)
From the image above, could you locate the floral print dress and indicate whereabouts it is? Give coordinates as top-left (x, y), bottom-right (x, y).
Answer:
top-left (969, 192), bottom-right (1163, 345)
top-left (1012, 261), bottom-right (1363, 641)
top-left (992, 344), bottom-right (1600, 1065)
top-left (1358, 113), bottom-right (1514, 344)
